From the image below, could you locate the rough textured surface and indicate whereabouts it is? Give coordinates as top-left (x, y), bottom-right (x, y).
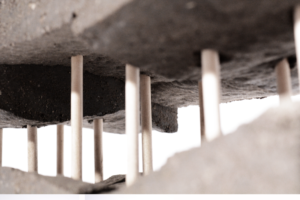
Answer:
top-left (0, 65), bottom-right (123, 129)
top-left (0, 65), bottom-right (177, 133)
top-left (83, 175), bottom-right (125, 194)
top-left (83, 103), bottom-right (177, 133)
top-left (0, 167), bottom-right (125, 194)
top-left (80, 0), bottom-right (300, 103)
top-left (1, 0), bottom-right (300, 131)
top-left (117, 103), bottom-right (300, 193)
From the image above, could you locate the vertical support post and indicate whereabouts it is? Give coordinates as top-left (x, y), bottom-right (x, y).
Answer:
top-left (71, 55), bottom-right (83, 180)
top-left (28, 125), bottom-right (37, 172)
top-left (57, 124), bottom-right (64, 175)
top-left (0, 129), bottom-right (2, 166)
top-left (94, 118), bottom-right (103, 183)
top-left (126, 64), bottom-right (140, 186)
top-left (198, 81), bottom-right (205, 143)
top-left (140, 74), bottom-right (153, 176)
top-left (275, 59), bottom-right (292, 103)
top-left (201, 49), bottom-right (222, 141)
top-left (294, 5), bottom-right (300, 88)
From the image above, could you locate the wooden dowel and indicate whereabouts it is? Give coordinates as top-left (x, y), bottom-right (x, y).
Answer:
top-left (28, 125), bottom-right (37, 172)
top-left (198, 81), bottom-right (205, 143)
top-left (140, 74), bottom-right (153, 176)
top-left (126, 64), bottom-right (140, 186)
top-left (94, 118), bottom-right (103, 183)
top-left (294, 5), bottom-right (300, 88)
top-left (71, 55), bottom-right (83, 180)
top-left (57, 124), bottom-right (64, 175)
top-left (201, 49), bottom-right (222, 141)
top-left (0, 129), bottom-right (2, 166)
top-left (275, 59), bottom-right (292, 103)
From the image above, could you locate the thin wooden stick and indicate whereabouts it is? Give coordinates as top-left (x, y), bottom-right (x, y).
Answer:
top-left (140, 74), bottom-right (153, 176)
top-left (57, 124), bottom-right (64, 175)
top-left (294, 5), bottom-right (300, 88)
top-left (71, 55), bottom-right (83, 180)
top-left (198, 81), bottom-right (205, 143)
top-left (94, 118), bottom-right (103, 183)
top-left (0, 129), bottom-right (2, 166)
top-left (126, 64), bottom-right (140, 186)
top-left (28, 125), bottom-right (37, 172)
top-left (275, 59), bottom-right (292, 103)
top-left (201, 49), bottom-right (222, 141)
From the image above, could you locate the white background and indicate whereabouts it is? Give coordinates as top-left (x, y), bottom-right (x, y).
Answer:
top-left (3, 95), bottom-right (298, 183)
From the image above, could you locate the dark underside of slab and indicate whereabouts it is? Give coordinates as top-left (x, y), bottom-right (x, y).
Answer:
top-left (0, 65), bottom-right (177, 133)
top-left (0, 0), bottom-right (300, 133)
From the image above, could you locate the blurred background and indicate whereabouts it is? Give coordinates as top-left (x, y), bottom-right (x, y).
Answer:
top-left (3, 94), bottom-right (299, 183)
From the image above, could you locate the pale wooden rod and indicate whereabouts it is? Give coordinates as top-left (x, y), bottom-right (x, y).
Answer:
top-left (57, 124), bottom-right (64, 175)
top-left (28, 125), bottom-right (38, 172)
top-left (198, 81), bottom-right (205, 143)
top-left (126, 64), bottom-right (140, 186)
top-left (275, 59), bottom-right (292, 104)
top-left (71, 55), bottom-right (83, 180)
top-left (94, 118), bottom-right (103, 183)
top-left (294, 6), bottom-right (300, 89)
top-left (0, 129), bottom-right (2, 166)
top-left (201, 49), bottom-right (222, 141)
top-left (140, 74), bottom-right (153, 176)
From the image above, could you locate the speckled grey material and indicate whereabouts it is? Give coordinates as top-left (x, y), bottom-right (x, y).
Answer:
top-left (1, 0), bottom-right (300, 133)
top-left (0, 167), bottom-right (125, 194)
top-left (117, 103), bottom-right (300, 193)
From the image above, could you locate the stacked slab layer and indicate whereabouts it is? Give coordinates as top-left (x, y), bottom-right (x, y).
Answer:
top-left (0, 0), bottom-right (299, 133)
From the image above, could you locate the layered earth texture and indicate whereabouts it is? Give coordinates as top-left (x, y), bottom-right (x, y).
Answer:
top-left (1, 0), bottom-right (300, 133)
